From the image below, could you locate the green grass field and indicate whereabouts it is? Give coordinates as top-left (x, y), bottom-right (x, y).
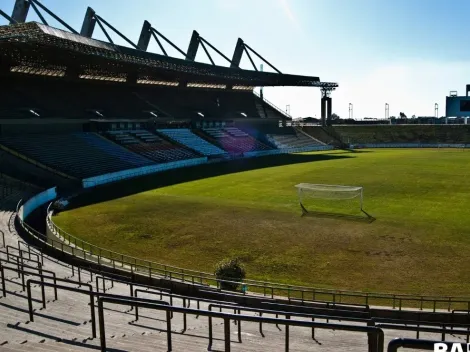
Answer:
top-left (54, 149), bottom-right (470, 297)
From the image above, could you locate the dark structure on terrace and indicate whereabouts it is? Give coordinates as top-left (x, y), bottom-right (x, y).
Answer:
top-left (0, 0), bottom-right (338, 126)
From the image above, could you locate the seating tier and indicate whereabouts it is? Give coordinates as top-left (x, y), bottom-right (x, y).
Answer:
top-left (158, 129), bottom-right (226, 156)
top-left (0, 133), bottom-right (153, 179)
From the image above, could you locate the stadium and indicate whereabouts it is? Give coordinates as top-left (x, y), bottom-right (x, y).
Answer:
top-left (1, 1), bottom-right (470, 351)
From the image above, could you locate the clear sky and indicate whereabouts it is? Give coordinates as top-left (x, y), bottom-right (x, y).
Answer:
top-left (2, 0), bottom-right (470, 119)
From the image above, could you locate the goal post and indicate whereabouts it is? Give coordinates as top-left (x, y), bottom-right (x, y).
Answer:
top-left (294, 183), bottom-right (366, 216)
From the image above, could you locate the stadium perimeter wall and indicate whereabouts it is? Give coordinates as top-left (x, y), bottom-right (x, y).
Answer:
top-left (82, 146), bottom-right (334, 188)
top-left (18, 186), bottom-right (57, 221)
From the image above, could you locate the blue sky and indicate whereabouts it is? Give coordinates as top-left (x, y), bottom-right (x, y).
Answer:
top-left (2, 0), bottom-right (470, 119)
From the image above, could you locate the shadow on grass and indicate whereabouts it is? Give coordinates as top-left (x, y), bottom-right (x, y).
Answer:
top-left (65, 152), bottom-right (355, 210)
top-left (301, 210), bottom-right (376, 224)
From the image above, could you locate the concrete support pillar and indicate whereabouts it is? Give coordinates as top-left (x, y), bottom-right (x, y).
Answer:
top-left (326, 97), bottom-right (332, 125)
top-left (321, 97), bottom-right (327, 127)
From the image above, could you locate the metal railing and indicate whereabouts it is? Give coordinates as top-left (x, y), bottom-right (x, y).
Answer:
top-left (254, 90), bottom-right (292, 119)
top-left (97, 296), bottom-right (384, 352)
top-left (2, 265), bottom-right (468, 352)
top-left (207, 303), bottom-right (371, 345)
top-left (25, 279), bottom-right (173, 339)
top-left (42, 211), bottom-right (470, 311)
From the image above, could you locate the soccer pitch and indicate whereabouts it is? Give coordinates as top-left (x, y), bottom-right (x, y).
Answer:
top-left (54, 149), bottom-right (470, 297)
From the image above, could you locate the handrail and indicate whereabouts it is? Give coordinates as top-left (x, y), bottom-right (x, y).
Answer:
top-left (254, 90), bottom-right (292, 119)
top-left (387, 338), bottom-right (467, 352)
top-left (98, 296), bottom-right (385, 352)
top-left (0, 261), bottom-right (59, 301)
top-left (5, 245), bottom-right (41, 266)
top-left (8, 258), bottom-right (469, 352)
top-left (26, 279), bottom-right (174, 339)
top-left (35, 210), bottom-right (470, 311)
top-left (207, 302), bottom-right (371, 345)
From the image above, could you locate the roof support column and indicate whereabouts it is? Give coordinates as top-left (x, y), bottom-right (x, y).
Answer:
top-left (80, 7), bottom-right (96, 38)
top-left (137, 21), bottom-right (152, 51)
top-left (186, 30), bottom-right (200, 61)
top-left (231, 38), bottom-right (244, 68)
top-left (11, 0), bottom-right (30, 23)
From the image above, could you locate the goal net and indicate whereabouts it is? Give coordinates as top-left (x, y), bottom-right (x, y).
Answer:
top-left (294, 183), bottom-right (364, 215)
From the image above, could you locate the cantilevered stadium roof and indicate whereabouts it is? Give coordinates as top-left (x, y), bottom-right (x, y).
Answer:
top-left (0, 22), bottom-right (337, 88)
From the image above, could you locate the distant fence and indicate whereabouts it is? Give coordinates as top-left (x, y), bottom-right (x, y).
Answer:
top-left (244, 145), bottom-right (333, 158)
top-left (351, 143), bottom-right (469, 149)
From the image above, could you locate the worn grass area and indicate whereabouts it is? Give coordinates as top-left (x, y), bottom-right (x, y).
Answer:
top-left (54, 149), bottom-right (470, 297)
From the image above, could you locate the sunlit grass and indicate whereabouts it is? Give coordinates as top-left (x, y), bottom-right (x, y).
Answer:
top-left (54, 149), bottom-right (470, 297)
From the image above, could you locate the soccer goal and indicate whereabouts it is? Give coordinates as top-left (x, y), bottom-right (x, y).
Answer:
top-left (294, 183), bottom-right (369, 217)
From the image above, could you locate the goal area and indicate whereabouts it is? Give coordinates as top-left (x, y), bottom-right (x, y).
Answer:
top-left (294, 183), bottom-right (369, 217)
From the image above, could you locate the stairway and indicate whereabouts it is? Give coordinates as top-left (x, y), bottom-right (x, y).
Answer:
top-left (294, 127), bottom-right (326, 146)
top-left (254, 99), bottom-right (267, 118)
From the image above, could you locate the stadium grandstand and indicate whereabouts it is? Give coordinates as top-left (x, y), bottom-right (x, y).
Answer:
top-left (1, 1), bottom-right (470, 352)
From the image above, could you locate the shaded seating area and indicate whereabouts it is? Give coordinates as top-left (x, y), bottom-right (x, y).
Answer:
top-left (202, 127), bottom-right (272, 153)
top-left (267, 130), bottom-right (324, 149)
top-left (158, 128), bottom-right (226, 156)
top-left (0, 133), bottom-right (153, 179)
top-left (105, 130), bottom-right (200, 163)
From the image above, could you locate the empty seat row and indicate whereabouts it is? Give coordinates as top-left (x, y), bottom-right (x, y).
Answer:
top-left (158, 129), bottom-right (226, 156)
top-left (202, 127), bottom-right (272, 153)
top-left (0, 133), bottom-right (153, 179)
top-left (267, 132), bottom-right (323, 149)
top-left (104, 130), bottom-right (200, 163)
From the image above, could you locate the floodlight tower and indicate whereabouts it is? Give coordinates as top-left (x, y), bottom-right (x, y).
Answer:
top-left (320, 85), bottom-right (335, 126)
top-left (385, 103), bottom-right (390, 124)
top-left (349, 103), bottom-right (353, 120)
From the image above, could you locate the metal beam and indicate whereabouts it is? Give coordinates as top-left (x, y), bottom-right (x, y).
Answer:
top-left (185, 30), bottom-right (200, 61)
top-left (29, 0), bottom-right (78, 34)
top-left (199, 40), bottom-right (215, 65)
top-left (29, 0), bottom-right (48, 26)
top-left (95, 14), bottom-right (138, 49)
top-left (0, 9), bottom-right (17, 24)
top-left (80, 7), bottom-right (96, 37)
top-left (244, 43), bottom-right (282, 74)
top-left (95, 17), bottom-right (114, 45)
top-left (137, 20), bottom-right (151, 51)
top-left (199, 37), bottom-right (232, 64)
top-left (11, 0), bottom-right (30, 24)
top-left (150, 30), bottom-right (167, 56)
top-left (243, 46), bottom-right (258, 71)
top-left (231, 38), bottom-right (244, 68)
top-left (150, 27), bottom-right (186, 57)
